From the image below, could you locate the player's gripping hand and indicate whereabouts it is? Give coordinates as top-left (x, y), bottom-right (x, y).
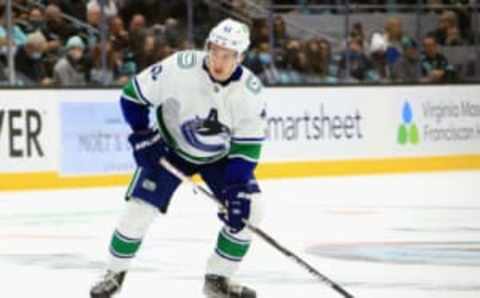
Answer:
top-left (218, 184), bottom-right (252, 233)
top-left (128, 129), bottom-right (166, 170)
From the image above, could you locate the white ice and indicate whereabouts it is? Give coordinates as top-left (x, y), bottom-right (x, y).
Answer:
top-left (1, 171), bottom-right (479, 298)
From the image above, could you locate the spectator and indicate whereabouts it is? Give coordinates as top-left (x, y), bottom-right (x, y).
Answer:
top-left (120, 0), bottom-right (186, 25)
top-left (125, 13), bottom-right (147, 71)
top-left (41, 4), bottom-right (72, 77)
top-left (273, 39), bottom-right (309, 84)
top-left (164, 17), bottom-right (185, 49)
top-left (88, 42), bottom-right (115, 85)
top-left (0, 5), bottom-right (27, 48)
top-left (250, 18), bottom-right (269, 46)
top-left (53, 35), bottom-right (86, 86)
top-left (153, 37), bottom-right (174, 61)
top-left (305, 38), bottom-right (337, 83)
top-left (243, 42), bottom-right (273, 75)
top-left (128, 13), bottom-right (146, 53)
top-left (368, 33), bottom-right (391, 82)
top-left (427, 10), bottom-right (465, 46)
top-left (129, 13), bottom-right (146, 33)
top-left (116, 48), bottom-right (137, 83)
top-left (445, 0), bottom-right (472, 43)
top-left (14, 31), bottom-right (53, 85)
top-left (383, 16), bottom-right (404, 50)
top-left (338, 37), bottom-right (376, 82)
top-left (391, 36), bottom-right (422, 83)
top-left (88, 0), bottom-right (118, 19)
top-left (109, 16), bottom-right (129, 50)
top-left (369, 16), bottom-right (406, 66)
top-left (86, 2), bottom-right (102, 29)
top-left (350, 22), bottom-right (367, 49)
top-left (254, 42), bottom-right (277, 83)
top-left (43, 4), bottom-right (73, 52)
top-left (82, 1), bottom-right (102, 48)
top-left (12, 1), bottom-right (31, 22)
top-left (419, 36), bottom-right (450, 83)
top-left (136, 33), bottom-right (157, 71)
top-left (24, 8), bottom-right (46, 34)
top-left (273, 15), bottom-right (289, 49)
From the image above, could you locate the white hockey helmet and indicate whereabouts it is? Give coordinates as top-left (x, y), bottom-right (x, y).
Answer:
top-left (206, 18), bottom-right (250, 55)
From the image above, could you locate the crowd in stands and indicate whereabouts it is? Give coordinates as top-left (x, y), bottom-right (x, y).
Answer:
top-left (245, 9), bottom-right (471, 84)
top-left (0, 0), bottom-right (478, 86)
top-left (0, 0), bottom-right (204, 86)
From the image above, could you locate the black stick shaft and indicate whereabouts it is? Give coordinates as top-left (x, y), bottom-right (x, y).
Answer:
top-left (160, 159), bottom-right (355, 298)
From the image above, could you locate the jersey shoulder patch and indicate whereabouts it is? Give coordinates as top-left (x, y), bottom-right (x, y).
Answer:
top-left (243, 70), bottom-right (263, 95)
top-left (176, 50), bottom-right (199, 69)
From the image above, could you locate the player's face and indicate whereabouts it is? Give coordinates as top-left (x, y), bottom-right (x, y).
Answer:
top-left (207, 43), bottom-right (241, 81)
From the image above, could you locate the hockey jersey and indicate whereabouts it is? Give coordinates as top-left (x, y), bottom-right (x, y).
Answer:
top-left (120, 50), bottom-right (267, 166)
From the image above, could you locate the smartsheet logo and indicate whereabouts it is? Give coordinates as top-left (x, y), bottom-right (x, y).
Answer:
top-left (397, 101), bottom-right (420, 145)
top-left (266, 104), bottom-right (363, 142)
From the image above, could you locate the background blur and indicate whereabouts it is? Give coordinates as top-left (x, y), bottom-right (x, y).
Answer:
top-left (0, 0), bottom-right (479, 87)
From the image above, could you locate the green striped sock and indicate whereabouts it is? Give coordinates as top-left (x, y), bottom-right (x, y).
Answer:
top-left (215, 229), bottom-right (251, 262)
top-left (109, 230), bottom-right (142, 259)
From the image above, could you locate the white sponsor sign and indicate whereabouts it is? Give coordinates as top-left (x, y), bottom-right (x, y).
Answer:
top-left (262, 85), bottom-right (480, 162)
top-left (391, 85), bottom-right (480, 154)
top-left (1, 85), bottom-right (479, 174)
top-left (0, 90), bottom-right (59, 172)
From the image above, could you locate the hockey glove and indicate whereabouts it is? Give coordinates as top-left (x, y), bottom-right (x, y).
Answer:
top-left (128, 129), bottom-right (166, 170)
top-left (218, 184), bottom-right (252, 233)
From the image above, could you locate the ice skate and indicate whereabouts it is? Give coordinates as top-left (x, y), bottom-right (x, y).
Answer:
top-left (203, 274), bottom-right (256, 298)
top-left (90, 271), bottom-right (126, 298)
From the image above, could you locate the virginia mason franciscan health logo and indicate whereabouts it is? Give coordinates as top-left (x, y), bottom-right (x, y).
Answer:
top-left (398, 101), bottom-right (420, 145)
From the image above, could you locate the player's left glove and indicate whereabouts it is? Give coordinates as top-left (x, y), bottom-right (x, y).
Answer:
top-left (218, 184), bottom-right (252, 233)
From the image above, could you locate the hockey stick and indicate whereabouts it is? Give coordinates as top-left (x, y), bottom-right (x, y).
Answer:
top-left (159, 158), bottom-right (355, 298)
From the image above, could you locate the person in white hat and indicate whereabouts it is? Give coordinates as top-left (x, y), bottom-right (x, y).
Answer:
top-left (90, 18), bottom-right (266, 298)
top-left (53, 35), bottom-right (86, 86)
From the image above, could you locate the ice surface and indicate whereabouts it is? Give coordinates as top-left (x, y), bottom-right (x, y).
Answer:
top-left (1, 171), bottom-right (479, 298)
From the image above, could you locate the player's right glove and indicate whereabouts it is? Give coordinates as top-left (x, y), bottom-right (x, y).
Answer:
top-left (128, 128), bottom-right (166, 170)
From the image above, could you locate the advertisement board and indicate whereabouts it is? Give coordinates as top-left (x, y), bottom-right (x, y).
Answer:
top-left (60, 101), bottom-right (135, 175)
top-left (1, 85), bottom-right (479, 190)
top-left (0, 90), bottom-right (58, 172)
top-left (391, 85), bottom-right (480, 154)
top-left (262, 86), bottom-right (480, 162)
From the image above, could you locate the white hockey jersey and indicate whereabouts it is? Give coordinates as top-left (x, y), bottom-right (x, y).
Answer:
top-left (121, 50), bottom-right (267, 165)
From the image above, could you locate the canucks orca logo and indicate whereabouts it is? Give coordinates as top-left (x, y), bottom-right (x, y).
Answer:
top-left (181, 109), bottom-right (231, 152)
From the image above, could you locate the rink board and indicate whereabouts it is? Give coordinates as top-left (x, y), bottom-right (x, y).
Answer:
top-left (1, 85), bottom-right (480, 190)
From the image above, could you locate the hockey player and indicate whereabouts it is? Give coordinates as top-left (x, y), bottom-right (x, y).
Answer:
top-left (90, 18), bottom-right (266, 298)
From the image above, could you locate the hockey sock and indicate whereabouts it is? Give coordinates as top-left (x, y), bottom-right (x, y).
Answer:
top-left (108, 199), bottom-right (158, 273)
top-left (206, 227), bottom-right (251, 277)
top-left (206, 194), bottom-right (264, 277)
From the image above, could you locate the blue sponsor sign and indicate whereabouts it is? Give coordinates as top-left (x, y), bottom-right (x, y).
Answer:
top-left (60, 102), bottom-right (135, 175)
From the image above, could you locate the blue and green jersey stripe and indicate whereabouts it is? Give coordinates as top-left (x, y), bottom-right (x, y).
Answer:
top-left (121, 79), bottom-right (152, 105)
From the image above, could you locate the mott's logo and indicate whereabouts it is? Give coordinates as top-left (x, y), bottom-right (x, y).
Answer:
top-left (398, 102), bottom-right (420, 145)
